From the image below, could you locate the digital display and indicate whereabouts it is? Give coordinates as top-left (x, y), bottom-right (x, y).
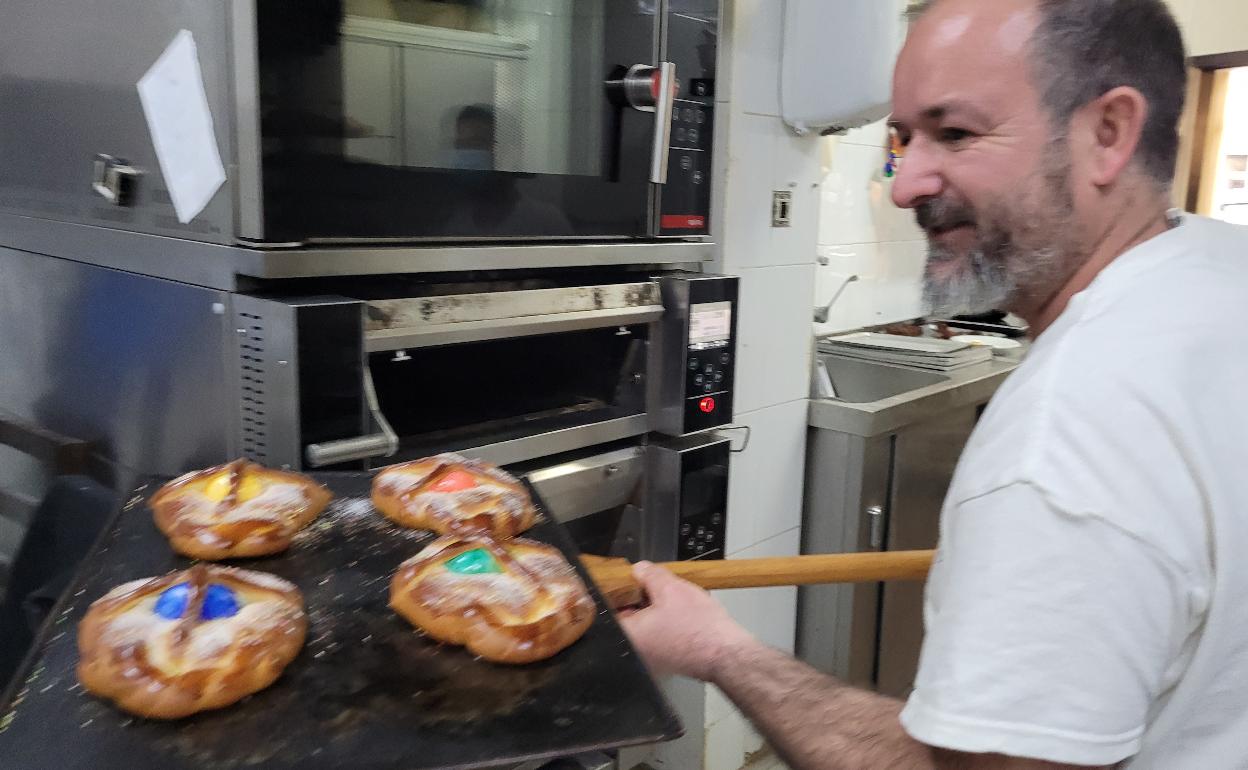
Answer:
top-left (689, 301), bottom-right (732, 347)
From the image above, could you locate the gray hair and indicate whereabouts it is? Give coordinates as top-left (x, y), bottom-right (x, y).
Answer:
top-left (911, 0), bottom-right (1188, 185)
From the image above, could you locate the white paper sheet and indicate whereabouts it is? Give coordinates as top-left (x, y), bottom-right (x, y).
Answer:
top-left (136, 30), bottom-right (226, 224)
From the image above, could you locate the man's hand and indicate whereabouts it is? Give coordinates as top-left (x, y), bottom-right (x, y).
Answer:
top-left (616, 561), bottom-right (758, 682)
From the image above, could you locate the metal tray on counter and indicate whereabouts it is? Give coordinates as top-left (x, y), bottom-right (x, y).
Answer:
top-left (0, 472), bottom-right (681, 770)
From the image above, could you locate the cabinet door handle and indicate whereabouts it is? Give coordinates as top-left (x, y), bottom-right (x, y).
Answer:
top-left (867, 505), bottom-right (885, 550)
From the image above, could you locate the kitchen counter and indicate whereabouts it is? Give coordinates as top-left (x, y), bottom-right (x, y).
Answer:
top-left (807, 354), bottom-right (1022, 438)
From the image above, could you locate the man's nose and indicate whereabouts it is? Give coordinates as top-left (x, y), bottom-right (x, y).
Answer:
top-left (891, 137), bottom-right (943, 209)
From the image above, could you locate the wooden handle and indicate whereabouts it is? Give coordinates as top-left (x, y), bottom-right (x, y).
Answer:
top-left (583, 550), bottom-right (935, 609)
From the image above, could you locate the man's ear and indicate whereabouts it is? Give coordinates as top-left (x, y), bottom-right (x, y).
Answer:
top-left (1076, 86), bottom-right (1149, 188)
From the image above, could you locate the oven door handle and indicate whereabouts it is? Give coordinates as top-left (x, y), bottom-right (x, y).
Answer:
top-left (304, 366), bottom-right (399, 467)
top-left (650, 62), bottom-right (676, 184)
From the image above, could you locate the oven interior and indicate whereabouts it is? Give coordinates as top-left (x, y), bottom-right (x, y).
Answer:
top-left (370, 324), bottom-right (650, 459)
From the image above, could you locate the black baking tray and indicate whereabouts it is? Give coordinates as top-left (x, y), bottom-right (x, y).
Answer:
top-left (0, 473), bottom-right (681, 769)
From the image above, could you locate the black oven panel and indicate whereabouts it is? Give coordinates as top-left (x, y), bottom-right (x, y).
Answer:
top-left (674, 437), bottom-right (729, 560)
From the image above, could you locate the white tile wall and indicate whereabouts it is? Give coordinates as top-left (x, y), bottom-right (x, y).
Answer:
top-left (721, 529), bottom-right (803, 653)
top-left (733, 265), bottom-right (816, 414)
top-left (815, 119), bottom-right (929, 332)
top-left (725, 400), bottom-right (809, 555)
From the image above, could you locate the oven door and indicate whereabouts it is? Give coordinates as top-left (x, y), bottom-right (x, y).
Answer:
top-left (251, 0), bottom-right (666, 243)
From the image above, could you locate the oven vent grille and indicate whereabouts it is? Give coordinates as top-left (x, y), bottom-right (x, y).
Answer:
top-left (238, 311), bottom-right (269, 463)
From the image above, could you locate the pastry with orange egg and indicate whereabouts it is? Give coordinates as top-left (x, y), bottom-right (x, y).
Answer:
top-left (150, 459), bottom-right (332, 560)
top-left (371, 453), bottom-right (537, 538)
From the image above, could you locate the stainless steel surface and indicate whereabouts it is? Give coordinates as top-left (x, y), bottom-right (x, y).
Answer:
top-left (0, 1), bottom-right (236, 243)
top-left (229, 0), bottom-right (264, 241)
top-left (797, 432), bottom-right (890, 686)
top-left (0, 215), bottom-right (713, 290)
top-left (620, 64), bottom-right (660, 112)
top-left (650, 62), bottom-right (676, 184)
top-left (304, 368), bottom-right (398, 468)
top-left (808, 355), bottom-right (1019, 437)
top-left (800, 358), bottom-right (1001, 692)
top-left (820, 356), bottom-right (950, 404)
top-left (0, 247), bottom-right (233, 485)
top-left (526, 446), bottom-right (646, 524)
top-left (365, 282), bottom-right (664, 351)
top-left (453, 416), bottom-right (650, 469)
top-left (875, 408), bottom-right (976, 698)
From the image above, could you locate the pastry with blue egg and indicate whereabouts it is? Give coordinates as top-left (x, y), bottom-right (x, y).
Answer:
top-left (76, 564), bottom-right (306, 719)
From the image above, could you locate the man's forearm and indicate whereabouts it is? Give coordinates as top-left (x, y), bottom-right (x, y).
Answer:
top-left (710, 638), bottom-right (932, 770)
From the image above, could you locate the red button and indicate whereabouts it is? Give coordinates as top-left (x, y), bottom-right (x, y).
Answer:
top-left (430, 470), bottom-right (478, 492)
top-left (699, 397), bottom-right (716, 413)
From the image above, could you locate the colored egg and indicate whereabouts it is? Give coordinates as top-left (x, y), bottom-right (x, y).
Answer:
top-left (445, 548), bottom-right (502, 575)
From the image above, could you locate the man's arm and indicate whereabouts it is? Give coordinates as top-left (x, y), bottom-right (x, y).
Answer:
top-left (619, 562), bottom-right (1110, 770)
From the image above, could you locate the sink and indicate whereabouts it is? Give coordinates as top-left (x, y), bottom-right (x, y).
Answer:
top-left (817, 355), bottom-right (950, 403)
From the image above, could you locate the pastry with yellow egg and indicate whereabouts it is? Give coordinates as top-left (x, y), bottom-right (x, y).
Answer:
top-left (389, 534), bottom-right (594, 664)
top-left (150, 459), bottom-right (332, 560)
top-left (76, 563), bottom-right (306, 719)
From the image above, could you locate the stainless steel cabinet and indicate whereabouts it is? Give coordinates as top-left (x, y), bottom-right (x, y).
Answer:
top-left (797, 407), bottom-right (979, 697)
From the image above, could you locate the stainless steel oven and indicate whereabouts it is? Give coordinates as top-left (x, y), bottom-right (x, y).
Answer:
top-left (0, 0), bottom-right (718, 249)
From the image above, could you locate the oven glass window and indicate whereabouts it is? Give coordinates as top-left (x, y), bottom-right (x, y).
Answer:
top-left (256, 0), bottom-right (659, 241)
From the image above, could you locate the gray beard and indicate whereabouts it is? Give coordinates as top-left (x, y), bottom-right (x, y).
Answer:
top-left (920, 151), bottom-right (1076, 318)
top-left (922, 243), bottom-right (1013, 317)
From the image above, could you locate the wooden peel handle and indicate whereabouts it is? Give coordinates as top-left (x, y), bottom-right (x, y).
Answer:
top-left (584, 550), bottom-right (936, 609)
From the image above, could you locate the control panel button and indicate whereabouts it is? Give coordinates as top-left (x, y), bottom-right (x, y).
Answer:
top-left (688, 128), bottom-right (699, 143)
top-left (686, 538), bottom-right (697, 550)
top-left (703, 383), bottom-right (714, 393)
top-left (720, 352), bottom-right (731, 364)
top-left (680, 155), bottom-right (693, 170)
top-left (714, 371), bottom-right (723, 382)
top-left (693, 170), bottom-right (704, 185)
top-left (704, 364), bottom-right (713, 374)
top-left (694, 374), bottom-right (704, 385)
top-left (711, 513), bottom-right (723, 526)
top-left (696, 109), bottom-right (706, 124)
top-left (689, 358), bottom-right (699, 371)
top-left (680, 524), bottom-right (691, 536)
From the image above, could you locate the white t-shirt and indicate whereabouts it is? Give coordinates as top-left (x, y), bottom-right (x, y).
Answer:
top-left (900, 215), bottom-right (1248, 767)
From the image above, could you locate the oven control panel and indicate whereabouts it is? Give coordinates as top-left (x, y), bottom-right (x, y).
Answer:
top-left (655, 274), bottom-right (739, 437)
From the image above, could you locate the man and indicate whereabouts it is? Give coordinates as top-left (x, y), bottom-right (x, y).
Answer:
top-left (620, 1), bottom-right (1248, 767)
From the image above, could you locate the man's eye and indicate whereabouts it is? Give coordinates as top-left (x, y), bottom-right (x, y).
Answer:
top-left (939, 128), bottom-right (974, 144)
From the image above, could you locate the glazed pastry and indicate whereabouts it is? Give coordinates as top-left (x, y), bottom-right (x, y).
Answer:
top-left (390, 534), bottom-right (595, 664)
top-left (371, 454), bottom-right (538, 538)
top-left (77, 564), bottom-right (307, 719)
top-left (150, 459), bottom-right (332, 560)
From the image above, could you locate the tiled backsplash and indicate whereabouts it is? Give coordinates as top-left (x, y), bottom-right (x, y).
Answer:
top-left (814, 119), bottom-right (928, 334)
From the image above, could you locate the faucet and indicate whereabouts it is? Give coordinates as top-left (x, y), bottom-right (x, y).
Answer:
top-left (813, 274), bottom-right (860, 324)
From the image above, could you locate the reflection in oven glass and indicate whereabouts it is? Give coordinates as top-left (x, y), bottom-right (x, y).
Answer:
top-left (336, 0), bottom-right (606, 179)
